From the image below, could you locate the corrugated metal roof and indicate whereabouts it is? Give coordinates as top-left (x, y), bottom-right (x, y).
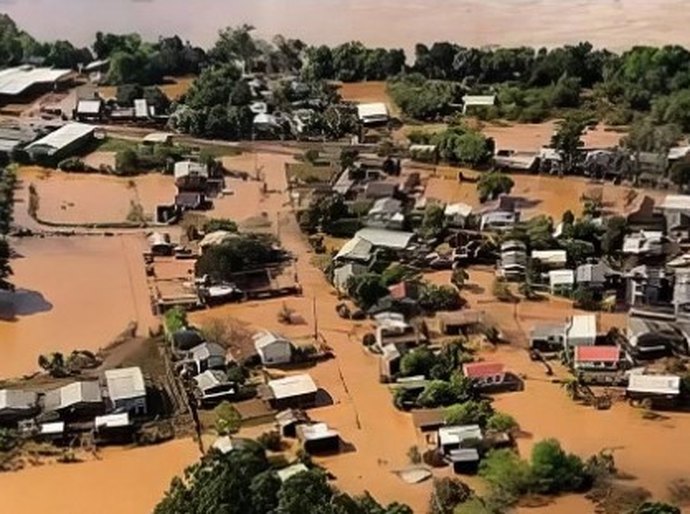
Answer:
top-left (335, 236), bottom-right (374, 261)
top-left (105, 367), bottom-right (145, 401)
top-left (0, 66), bottom-right (71, 96)
top-left (253, 331), bottom-right (291, 350)
top-left (627, 374), bottom-right (680, 395)
top-left (574, 345), bottom-right (620, 362)
top-left (355, 228), bottom-right (414, 250)
top-left (44, 381), bottom-right (101, 411)
top-left (268, 374), bottom-right (317, 400)
top-left (357, 102), bottom-right (389, 120)
top-left (76, 99), bottom-right (102, 114)
top-left (194, 369), bottom-right (228, 391)
top-left (174, 160), bottom-right (208, 179)
top-left (438, 425), bottom-right (482, 446)
top-left (463, 361), bottom-right (505, 378)
top-left (532, 250), bottom-right (567, 265)
top-left (0, 389), bottom-right (37, 410)
top-left (95, 413), bottom-right (130, 429)
top-left (26, 122), bottom-right (95, 154)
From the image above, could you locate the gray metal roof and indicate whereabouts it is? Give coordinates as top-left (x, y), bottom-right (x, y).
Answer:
top-left (0, 389), bottom-right (37, 411)
top-left (194, 369), bottom-right (228, 392)
top-left (268, 374), bottom-right (317, 400)
top-left (335, 236), bottom-right (374, 262)
top-left (189, 342), bottom-right (226, 361)
top-left (355, 228), bottom-right (414, 250)
top-left (105, 367), bottom-right (145, 401)
top-left (26, 123), bottom-right (95, 155)
top-left (44, 381), bottom-right (102, 411)
top-left (0, 66), bottom-right (71, 96)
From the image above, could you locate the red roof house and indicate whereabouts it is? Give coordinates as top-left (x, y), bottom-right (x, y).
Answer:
top-left (463, 362), bottom-right (505, 381)
top-left (573, 346), bottom-right (620, 371)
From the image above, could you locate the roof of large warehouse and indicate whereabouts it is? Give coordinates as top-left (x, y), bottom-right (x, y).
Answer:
top-left (0, 66), bottom-right (72, 96)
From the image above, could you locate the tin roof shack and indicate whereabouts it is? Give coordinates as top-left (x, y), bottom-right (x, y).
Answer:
top-left (0, 66), bottom-right (73, 105)
top-left (573, 346), bottom-right (621, 373)
top-left (529, 323), bottom-right (566, 354)
top-left (565, 315), bottom-right (597, 349)
top-left (493, 150), bottom-right (539, 173)
top-left (174, 161), bottom-right (209, 192)
top-left (437, 310), bottom-right (487, 336)
top-left (193, 370), bottom-right (236, 407)
top-left (438, 425), bottom-right (483, 473)
top-left (276, 463), bottom-right (310, 482)
top-left (253, 332), bottom-right (293, 366)
top-left (0, 390), bottom-right (38, 425)
top-left (462, 95), bottom-right (496, 115)
top-left (626, 317), bottom-right (682, 360)
top-left (335, 236), bottom-right (375, 265)
top-left (104, 367), bottom-right (147, 416)
top-left (25, 122), bottom-right (96, 164)
top-left (626, 374), bottom-right (681, 408)
top-left (74, 98), bottom-right (104, 122)
top-left (411, 408), bottom-right (446, 433)
top-left (266, 374), bottom-right (318, 410)
top-left (444, 202), bottom-right (473, 229)
top-left (365, 198), bottom-right (405, 230)
top-left (43, 381), bottom-right (104, 421)
top-left (549, 269), bottom-right (575, 296)
top-left (94, 413), bottom-right (135, 445)
top-left (357, 102), bottom-right (390, 127)
top-left (296, 423), bottom-right (340, 454)
top-left (180, 342), bottom-right (227, 376)
top-left (275, 409), bottom-right (310, 438)
top-left (576, 261), bottom-right (620, 290)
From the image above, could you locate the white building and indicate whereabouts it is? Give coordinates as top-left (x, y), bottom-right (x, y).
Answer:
top-left (356, 102), bottom-right (389, 125)
top-left (253, 331), bottom-right (293, 365)
top-left (564, 314), bottom-right (597, 348)
top-left (444, 202), bottom-right (473, 228)
top-left (531, 250), bottom-right (567, 269)
top-left (365, 198), bottom-right (405, 230)
top-left (548, 269), bottom-right (575, 295)
top-left (104, 367), bottom-right (147, 415)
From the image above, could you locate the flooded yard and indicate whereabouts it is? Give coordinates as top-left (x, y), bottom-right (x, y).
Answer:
top-left (0, 235), bottom-right (156, 378)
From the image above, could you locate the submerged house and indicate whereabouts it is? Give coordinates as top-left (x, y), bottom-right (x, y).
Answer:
top-left (266, 374), bottom-right (318, 410)
top-left (529, 323), bottom-right (566, 353)
top-left (444, 203), bottom-right (473, 228)
top-left (104, 367), bottom-right (147, 416)
top-left (0, 390), bottom-right (38, 425)
top-left (193, 370), bottom-right (236, 406)
top-left (174, 161), bottom-right (209, 191)
top-left (462, 362), bottom-right (507, 390)
top-left (572, 346), bottom-right (620, 372)
top-left (357, 102), bottom-right (390, 126)
top-left (626, 374), bottom-right (681, 404)
top-left (296, 423), bottom-right (340, 454)
top-left (181, 342), bottom-right (227, 375)
top-left (253, 331), bottom-right (293, 366)
top-left (365, 198), bottom-right (404, 230)
top-left (564, 315), bottom-right (597, 348)
top-left (626, 317), bottom-right (684, 359)
top-left (43, 381), bottom-right (104, 420)
top-left (25, 122), bottom-right (96, 163)
top-left (438, 425), bottom-right (483, 471)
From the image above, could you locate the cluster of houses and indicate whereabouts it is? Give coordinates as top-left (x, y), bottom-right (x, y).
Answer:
top-left (0, 366), bottom-right (148, 444)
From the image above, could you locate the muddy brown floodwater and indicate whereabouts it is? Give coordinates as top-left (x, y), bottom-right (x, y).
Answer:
top-left (0, 438), bottom-right (200, 514)
top-left (0, 235), bottom-right (157, 378)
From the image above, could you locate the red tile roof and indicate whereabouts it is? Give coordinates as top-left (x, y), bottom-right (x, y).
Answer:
top-left (574, 345), bottom-right (620, 363)
top-left (463, 361), bottom-right (505, 379)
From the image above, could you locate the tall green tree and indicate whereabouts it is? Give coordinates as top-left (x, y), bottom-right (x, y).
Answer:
top-left (550, 116), bottom-right (587, 172)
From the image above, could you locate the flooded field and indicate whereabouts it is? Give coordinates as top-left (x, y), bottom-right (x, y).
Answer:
top-left (0, 438), bottom-right (200, 514)
top-left (0, 235), bottom-right (156, 378)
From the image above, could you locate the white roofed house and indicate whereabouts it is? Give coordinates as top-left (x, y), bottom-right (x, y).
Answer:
top-left (564, 314), bottom-right (597, 348)
top-left (104, 367), bottom-right (147, 416)
top-left (74, 98), bottom-right (104, 121)
top-left (357, 102), bottom-right (390, 126)
top-left (354, 228), bottom-right (415, 251)
top-left (462, 95), bottom-right (496, 114)
top-left (334, 236), bottom-right (375, 264)
top-left (531, 250), bottom-right (567, 270)
top-left (25, 122), bottom-right (96, 163)
top-left (174, 160), bottom-right (209, 191)
top-left (193, 370), bottom-right (236, 406)
top-left (296, 423), bottom-right (340, 454)
top-left (444, 202), bottom-right (473, 228)
top-left (179, 342), bottom-right (228, 376)
top-left (253, 331), bottom-right (293, 366)
top-left (0, 65), bottom-right (73, 103)
top-left (365, 198), bottom-right (405, 230)
top-left (548, 269), bottom-right (575, 295)
top-left (626, 373), bottom-right (681, 407)
top-left (266, 374), bottom-right (318, 410)
top-left (622, 231), bottom-right (665, 256)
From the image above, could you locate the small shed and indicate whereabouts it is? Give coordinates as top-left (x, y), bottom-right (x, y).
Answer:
top-left (531, 250), bottom-right (567, 269)
top-left (43, 381), bottom-right (104, 419)
top-left (626, 374), bottom-right (680, 399)
top-left (194, 370), bottom-right (236, 405)
top-left (185, 342), bottom-right (227, 374)
top-left (267, 374), bottom-right (318, 410)
top-left (357, 102), bottom-right (389, 125)
top-left (148, 232), bottom-right (174, 256)
top-left (296, 423), bottom-right (340, 454)
top-left (94, 413), bottom-right (134, 444)
top-left (448, 448), bottom-right (480, 474)
top-left (253, 331), bottom-right (293, 366)
top-left (444, 202), bottom-right (473, 228)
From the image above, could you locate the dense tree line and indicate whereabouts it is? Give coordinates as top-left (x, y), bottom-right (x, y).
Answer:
top-left (154, 442), bottom-right (411, 514)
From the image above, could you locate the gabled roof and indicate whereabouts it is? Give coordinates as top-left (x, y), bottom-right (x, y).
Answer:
top-left (627, 374), bottom-right (680, 395)
top-left (335, 236), bottom-right (374, 262)
top-left (357, 102), bottom-right (389, 120)
top-left (275, 409), bottom-right (310, 428)
top-left (76, 99), bottom-right (102, 114)
top-left (44, 381), bottom-right (102, 411)
top-left (194, 369), bottom-right (229, 391)
top-left (253, 331), bottom-right (291, 349)
top-left (296, 422), bottom-right (339, 441)
top-left (531, 250), bottom-right (567, 266)
top-left (26, 123), bottom-right (95, 154)
top-left (438, 425), bottom-right (482, 446)
top-left (576, 262), bottom-right (615, 283)
top-left (0, 389), bottom-right (37, 411)
top-left (268, 374), bottom-right (317, 400)
top-left (463, 362), bottom-right (505, 379)
top-left (104, 367), bottom-right (145, 401)
top-left (574, 346), bottom-right (620, 363)
top-left (189, 342), bottom-right (226, 361)
top-left (0, 66), bottom-right (71, 96)
top-left (369, 197), bottom-right (402, 216)
top-left (355, 228), bottom-right (414, 250)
